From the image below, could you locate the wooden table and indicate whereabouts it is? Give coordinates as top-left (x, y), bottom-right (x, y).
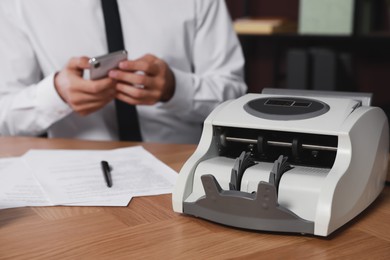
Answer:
top-left (0, 137), bottom-right (389, 259)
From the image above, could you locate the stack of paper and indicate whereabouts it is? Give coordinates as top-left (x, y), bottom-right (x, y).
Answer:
top-left (234, 17), bottom-right (297, 35)
top-left (0, 146), bottom-right (178, 209)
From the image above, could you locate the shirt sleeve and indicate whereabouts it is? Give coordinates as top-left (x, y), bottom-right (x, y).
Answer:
top-left (0, 1), bottom-right (71, 136)
top-left (158, 0), bottom-right (247, 123)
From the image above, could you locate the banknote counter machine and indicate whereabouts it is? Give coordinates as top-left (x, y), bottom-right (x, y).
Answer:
top-left (173, 91), bottom-right (388, 236)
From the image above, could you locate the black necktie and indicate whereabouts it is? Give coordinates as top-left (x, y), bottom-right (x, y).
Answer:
top-left (101, 0), bottom-right (142, 141)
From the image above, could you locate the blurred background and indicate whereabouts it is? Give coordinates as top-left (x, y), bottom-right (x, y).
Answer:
top-left (225, 0), bottom-right (390, 119)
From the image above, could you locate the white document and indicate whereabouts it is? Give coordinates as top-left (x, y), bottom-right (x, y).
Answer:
top-left (0, 146), bottom-right (178, 209)
top-left (0, 158), bottom-right (51, 209)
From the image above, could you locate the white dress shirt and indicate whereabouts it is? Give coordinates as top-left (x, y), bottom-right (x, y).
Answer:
top-left (0, 0), bottom-right (246, 144)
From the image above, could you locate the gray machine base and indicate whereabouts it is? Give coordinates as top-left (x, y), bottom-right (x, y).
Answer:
top-left (183, 174), bottom-right (314, 234)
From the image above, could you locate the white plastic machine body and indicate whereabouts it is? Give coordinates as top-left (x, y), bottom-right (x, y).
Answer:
top-left (172, 93), bottom-right (388, 236)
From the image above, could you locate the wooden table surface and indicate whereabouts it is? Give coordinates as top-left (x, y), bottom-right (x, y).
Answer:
top-left (0, 137), bottom-right (389, 259)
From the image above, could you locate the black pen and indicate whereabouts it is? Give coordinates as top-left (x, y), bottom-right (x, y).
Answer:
top-left (101, 160), bottom-right (112, 188)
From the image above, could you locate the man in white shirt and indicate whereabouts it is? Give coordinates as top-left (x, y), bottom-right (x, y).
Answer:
top-left (0, 0), bottom-right (247, 144)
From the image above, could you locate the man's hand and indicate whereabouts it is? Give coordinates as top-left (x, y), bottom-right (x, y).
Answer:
top-left (108, 54), bottom-right (175, 105)
top-left (54, 57), bottom-right (117, 116)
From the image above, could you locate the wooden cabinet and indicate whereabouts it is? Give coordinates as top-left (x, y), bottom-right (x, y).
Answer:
top-left (225, 0), bottom-right (390, 116)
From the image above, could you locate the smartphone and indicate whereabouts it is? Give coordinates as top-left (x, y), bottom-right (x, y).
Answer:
top-left (83, 50), bottom-right (127, 80)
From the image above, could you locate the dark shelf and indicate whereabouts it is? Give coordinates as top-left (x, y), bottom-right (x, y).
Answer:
top-left (240, 31), bottom-right (390, 37)
top-left (227, 0), bottom-right (390, 116)
top-left (239, 32), bottom-right (390, 57)
top-left (239, 32), bottom-right (390, 44)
